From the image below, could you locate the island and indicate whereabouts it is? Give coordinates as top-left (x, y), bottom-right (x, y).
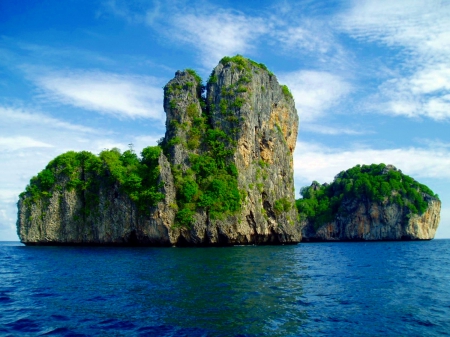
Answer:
top-left (16, 56), bottom-right (441, 246)
top-left (17, 56), bottom-right (301, 246)
top-left (298, 164), bottom-right (441, 241)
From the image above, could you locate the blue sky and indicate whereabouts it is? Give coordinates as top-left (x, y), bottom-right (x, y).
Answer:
top-left (1, 0), bottom-right (449, 240)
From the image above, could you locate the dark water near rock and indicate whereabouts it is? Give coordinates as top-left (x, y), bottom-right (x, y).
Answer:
top-left (1, 240), bottom-right (449, 336)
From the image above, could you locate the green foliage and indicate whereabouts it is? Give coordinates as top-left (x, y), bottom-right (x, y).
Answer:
top-left (185, 68), bottom-right (202, 85)
top-left (171, 114), bottom-right (241, 227)
top-left (274, 198), bottom-right (292, 214)
top-left (21, 146), bottom-right (164, 216)
top-left (164, 65), bottom-right (243, 227)
top-left (168, 136), bottom-right (182, 146)
top-left (185, 69), bottom-right (205, 98)
top-left (281, 85), bottom-right (293, 100)
top-left (174, 207), bottom-right (195, 228)
top-left (173, 127), bottom-right (241, 226)
top-left (236, 85), bottom-right (247, 93)
top-left (36, 169), bottom-right (55, 191)
top-left (219, 55), bottom-right (272, 74)
top-left (186, 103), bottom-right (199, 119)
top-left (208, 70), bottom-right (218, 85)
top-left (258, 159), bottom-right (269, 168)
top-left (296, 164), bottom-right (438, 229)
top-left (233, 97), bottom-right (245, 109)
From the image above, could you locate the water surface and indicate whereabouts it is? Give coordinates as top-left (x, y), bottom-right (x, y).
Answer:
top-left (1, 240), bottom-right (449, 336)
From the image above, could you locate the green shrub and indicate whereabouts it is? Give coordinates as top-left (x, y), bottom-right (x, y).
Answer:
top-left (168, 136), bottom-right (182, 146)
top-left (296, 164), bottom-right (438, 229)
top-left (187, 103), bottom-right (199, 119)
top-left (274, 198), bottom-right (292, 214)
top-left (281, 85), bottom-right (293, 100)
top-left (22, 146), bottom-right (164, 216)
top-left (185, 69), bottom-right (202, 84)
top-left (219, 55), bottom-right (272, 74)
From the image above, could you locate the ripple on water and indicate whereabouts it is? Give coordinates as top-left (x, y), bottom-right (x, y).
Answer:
top-left (0, 295), bottom-right (12, 303)
top-left (136, 325), bottom-right (209, 337)
top-left (0, 241), bottom-right (450, 336)
top-left (6, 318), bottom-right (41, 333)
top-left (95, 318), bottom-right (136, 330)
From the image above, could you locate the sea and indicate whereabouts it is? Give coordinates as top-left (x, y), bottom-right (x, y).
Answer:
top-left (0, 240), bottom-right (449, 336)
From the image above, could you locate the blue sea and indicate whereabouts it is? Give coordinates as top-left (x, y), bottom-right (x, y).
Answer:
top-left (1, 240), bottom-right (449, 336)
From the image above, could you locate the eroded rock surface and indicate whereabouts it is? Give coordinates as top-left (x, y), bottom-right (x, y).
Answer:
top-left (302, 198), bottom-right (440, 241)
top-left (17, 56), bottom-right (302, 246)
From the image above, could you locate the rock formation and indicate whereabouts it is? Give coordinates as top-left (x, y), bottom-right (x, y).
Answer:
top-left (17, 56), bottom-right (302, 246)
top-left (301, 197), bottom-right (441, 241)
top-left (299, 164), bottom-right (441, 241)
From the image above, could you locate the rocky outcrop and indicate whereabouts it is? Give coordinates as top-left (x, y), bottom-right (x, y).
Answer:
top-left (301, 193), bottom-right (441, 241)
top-left (17, 56), bottom-right (302, 246)
top-left (17, 153), bottom-right (176, 246)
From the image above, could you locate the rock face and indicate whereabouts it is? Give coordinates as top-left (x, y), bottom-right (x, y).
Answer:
top-left (17, 56), bottom-right (302, 246)
top-left (301, 193), bottom-right (441, 241)
top-left (17, 153), bottom-right (176, 246)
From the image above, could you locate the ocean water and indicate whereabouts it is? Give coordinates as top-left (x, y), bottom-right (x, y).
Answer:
top-left (1, 240), bottom-right (449, 336)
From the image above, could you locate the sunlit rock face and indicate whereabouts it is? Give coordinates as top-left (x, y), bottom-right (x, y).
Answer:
top-left (17, 56), bottom-right (302, 246)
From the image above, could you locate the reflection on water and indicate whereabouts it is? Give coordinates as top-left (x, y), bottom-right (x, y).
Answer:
top-left (157, 247), bottom-right (308, 335)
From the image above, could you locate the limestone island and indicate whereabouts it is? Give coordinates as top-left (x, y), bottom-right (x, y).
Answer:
top-left (17, 56), bottom-right (301, 246)
top-left (298, 164), bottom-right (441, 241)
top-left (16, 56), bottom-right (441, 246)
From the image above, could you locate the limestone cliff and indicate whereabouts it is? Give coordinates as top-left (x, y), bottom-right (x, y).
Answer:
top-left (17, 152), bottom-right (176, 245)
top-left (301, 197), bottom-right (441, 241)
top-left (299, 164), bottom-right (441, 241)
top-left (17, 56), bottom-right (302, 246)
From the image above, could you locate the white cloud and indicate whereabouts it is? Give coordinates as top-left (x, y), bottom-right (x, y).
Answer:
top-left (340, 0), bottom-right (450, 52)
top-left (410, 66), bottom-right (450, 95)
top-left (280, 70), bottom-right (352, 122)
top-left (34, 70), bottom-right (164, 120)
top-left (293, 141), bottom-right (450, 186)
top-left (340, 0), bottom-right (450, 121)
top-left (132, 134), bottom-right (163, 152)
top-left (373, 64), bottom-right (450, 121)
top-left (275, 22), bottom-right (331, 54)
top-left (0, 136), bottom-right (53, 151)
top-left (162, 11), bottom-right (268, 68)
top-left (437, 207), bottom-right (450, 239)
top-left (301, 123), bottom-right (369, 135)
top-left (0, 107), bottom-right (100, 133)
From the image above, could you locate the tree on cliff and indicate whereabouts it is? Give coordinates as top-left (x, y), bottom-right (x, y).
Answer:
top-left (296, 163), bottom-right (439, 229)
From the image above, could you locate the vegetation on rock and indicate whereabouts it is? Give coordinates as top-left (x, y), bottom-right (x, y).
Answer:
top-left (162, 56), bottom-right (295, 228)
top-left (296, 163), bottom-right (438, 229)
top-left (165, 66), bottom-right (244, 227)
top-left (20, 146), bottom-right (164, 215)
top-left (19, 54), bottom-right (301, 244)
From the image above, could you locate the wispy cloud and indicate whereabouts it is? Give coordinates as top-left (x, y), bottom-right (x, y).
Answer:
top-left (0, 136), bottom-right (53, 152)
top-left (165, 11), bottom-right (268, 67)
top-left (0, 107), bottom-right (101, 134)
top-left (132, 134), bottom-right (163, 151)
top-left (293, 141), bottom-right (450, 186)
top-left (280, 70), bottom-right (352, 122)
top-left (340, 0), bottom-right (450, 121)
top-left (275, 23), bottom-right (330, 54)
top-left (301, 123), bottom-right (369, 135)
top-left (31, 69), bottom-right (164, 120)
top-left (271, 16), bottom-right (349, 69)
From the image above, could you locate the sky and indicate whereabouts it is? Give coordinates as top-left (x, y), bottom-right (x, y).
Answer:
top-left (1, 0), bottom-right (449, 240)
